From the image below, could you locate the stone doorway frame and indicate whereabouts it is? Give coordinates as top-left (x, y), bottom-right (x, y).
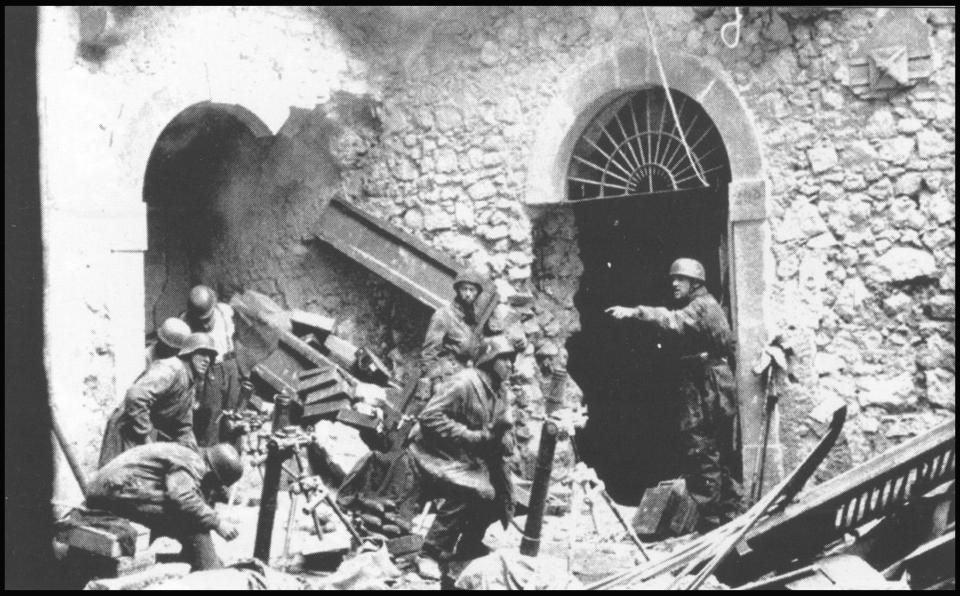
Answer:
top-left (524, 45), bottom-right (778, 493)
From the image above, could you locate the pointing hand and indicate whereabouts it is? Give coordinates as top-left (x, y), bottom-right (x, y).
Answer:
top-left (605, 306), bottom-right (635, 320)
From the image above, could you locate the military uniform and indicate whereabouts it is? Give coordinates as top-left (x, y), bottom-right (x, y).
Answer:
top-left (99, 357), bottom-right (200, 469)
top-left (632, 285), bottom-right (743, 528)
top-left (87, 443), bottom-right (226, 570)
top-left (409, 367), bottom-right (514, 561)
top-left (182, 303), bottom-right (242, 446)
top-left (421, 300), bottom-right (482, 392)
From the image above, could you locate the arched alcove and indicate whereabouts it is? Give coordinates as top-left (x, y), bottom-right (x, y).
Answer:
top-left (142, 102), bottom-right (272, 329)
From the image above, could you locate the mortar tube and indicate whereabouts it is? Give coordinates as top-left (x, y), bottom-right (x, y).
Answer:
top-left (253, 440), bottom-right (283, 562)
top-left (520, 420), bottom-right (559, 556)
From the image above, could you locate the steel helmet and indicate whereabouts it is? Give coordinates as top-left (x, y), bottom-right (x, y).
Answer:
top-left (453, 269), bottom-right (486, 293)
top-left (177, 332), bottom-right (219, 358)
top-left (203, 443), bottom-right (243, 486)
top-left (475, 335), bottom-right (517, 367)
top-left (187, 285), bottom-right (218, 321)
top-left (157, 317), bottom-right (191, 349)
top-left (669, 258), bottom-right (706, 283)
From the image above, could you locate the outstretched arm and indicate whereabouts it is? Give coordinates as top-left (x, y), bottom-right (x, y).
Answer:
top-left (605, 303), bottom-right (700, 337)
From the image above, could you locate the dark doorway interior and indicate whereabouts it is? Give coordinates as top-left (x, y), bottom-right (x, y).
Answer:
top-left (143, 104), bottom-right (266, 330)
top-left (568, 186), bottom-right (729, 504)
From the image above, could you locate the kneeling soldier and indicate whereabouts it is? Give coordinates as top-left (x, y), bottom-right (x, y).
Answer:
top-left (86, 442), bottom-right (243, 571)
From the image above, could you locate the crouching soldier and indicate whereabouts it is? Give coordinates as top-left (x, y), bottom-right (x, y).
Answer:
top-left (409, 336), bottom-right (517, 583)
top-left (99, 333), bottom-right (218, 468)
top-left (86, 442), bottom-right (243, 571)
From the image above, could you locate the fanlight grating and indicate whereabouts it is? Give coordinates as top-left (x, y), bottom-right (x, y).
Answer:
top-left (568, 88), bottom-right (730, 200)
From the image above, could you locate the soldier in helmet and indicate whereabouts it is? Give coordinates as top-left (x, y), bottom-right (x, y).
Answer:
top-left (98, 333), bottom-right (217, 468)
top-left (409, 335), bottom-right (517, 582)
top-left (420, 269), bottom-right (492, 396)
top-left (87, 442), bottom-right (243, 570)
top-left (606, 258), bottom-right (743, 531)
top-left (145, 317), bottom-right (192, 367)
top-left (180, 285), bottom-right (243, 447)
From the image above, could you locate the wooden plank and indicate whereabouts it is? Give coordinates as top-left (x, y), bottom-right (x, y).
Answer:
top-left (335, 408), bottom-right (382, 432)
top-left (741, 420), bottom-right (955, 566)
top-left (297, 368), bottom-right (339, 395)
top-left (314, 198), bottom-right (460, 311)
top-left (301, 398), bottom-right (352, 424)
top-left (323, 334), bottom-right (359, 370)
top-left (290, 310), bottom-right (336, 339)
top-left (57, 520), bottom-right (150, 559)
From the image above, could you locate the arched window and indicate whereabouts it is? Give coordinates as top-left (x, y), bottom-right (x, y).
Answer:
top-left (567, 88), bottom-right (730, 200)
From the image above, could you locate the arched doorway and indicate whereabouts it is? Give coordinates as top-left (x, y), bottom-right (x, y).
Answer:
top-left (565, 87), bottom-right (733, 502)
top-left (142, 102), bottom-right (272, 330)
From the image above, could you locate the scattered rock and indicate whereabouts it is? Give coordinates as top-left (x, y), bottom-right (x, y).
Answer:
top-left (508, 266), bottom-right (531, 281)
top-left (480, 40), bottom-right (501, 66)
top-left (859, 416), bottom-right (880, 433)
top-left (403, 208), bottom-right (424, 229)
top-left (916, 334), bottom-right (955, 371)
top-left (468, 180), bottom-right (497, 201)
top-left (856, 373), bottom-right (915, 409)
top-left (455, 201), bottom-right (475, 228)
top-left (877, 137), bottom-right (915, 165)
top-left (835, 278), bottom-right (872, 319)
top-left (894, 172), bottom-right (923, 197)
top-left (391, 157), bottom-right (417, 181)
top-left (926, 295), bottom-right (955, 320)
top-left (807, 144), bottom-right (838, 173)
top-left (799, 256), bottom-right (829, 289)
top-left (483, 224), bottom-right (509, 241)
top-left (888, 197), bottom-right (926, 229)
top-left (808, 232), bottom-right (838, 249)
top-left (896, 118), bottom-right (923, 134)
top-left (866, 109), bottom-right (896, 138)
top-left (939, 268), bottom-right (955, 291)
top-left (435, 148), bottom-right (458, 173)
top-left (920, 191), bottom-right (955, 225)
top-left (435, 106), bottom-right (463, 132)
top-left (882, 292), bottom-right (913, 315)
top-left (815, 352), bottom-right (846, 376)
top-left (916, 130), bottom-right (949, 158)
top-left (821, 88), bottom-right (844, 110)
top-left (841, 140), bottom-right (880, 166)
top-left (865, 247), bottom-right (938, 283)
top-left (778, 201), bottom-right (829, 241)
top-left (424, 208), bottom-right (453, 231)
top-left (924, 368), bottom-right (955, 410)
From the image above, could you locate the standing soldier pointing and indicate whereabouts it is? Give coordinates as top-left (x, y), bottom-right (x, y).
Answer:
top-left (606, 258), bottom-right (743, 530)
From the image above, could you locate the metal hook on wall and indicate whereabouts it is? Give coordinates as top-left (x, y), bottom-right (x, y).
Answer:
top-left (721, 7), bottom-right (743, 49)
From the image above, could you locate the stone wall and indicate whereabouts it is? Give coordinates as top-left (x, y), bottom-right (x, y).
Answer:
top-left (711, 7), bottom-right (956, 471)
top-left (40, 7), bottom-right (954, 499)
top-left (329, 6), bottom-right (955, 480)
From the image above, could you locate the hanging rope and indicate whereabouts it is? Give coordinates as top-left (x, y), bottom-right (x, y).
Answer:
top-left (642, 7), bottom-right (709, 187)
top-left (720, 7), bottom-right (743, 49)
